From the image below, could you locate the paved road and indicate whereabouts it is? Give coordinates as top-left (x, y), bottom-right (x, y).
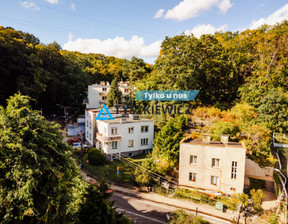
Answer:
top-left (111, 192), bottom-right (233, 224)
top-left (111, 192), bottom-right (169, 224)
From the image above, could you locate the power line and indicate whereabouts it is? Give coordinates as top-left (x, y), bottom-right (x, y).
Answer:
top-left (36, 2), bottom-right (161, 37)
top-left (0, 15), bottom-right (108, 39)
top-left (118, 154), bottom-right (178, 186)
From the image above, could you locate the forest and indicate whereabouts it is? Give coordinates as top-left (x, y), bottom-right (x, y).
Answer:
top-left (1, 22), bottom-right (288, 169)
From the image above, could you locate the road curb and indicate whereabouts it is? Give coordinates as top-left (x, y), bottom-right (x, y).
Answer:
top-left (113, 189), bottom-right (236, 224)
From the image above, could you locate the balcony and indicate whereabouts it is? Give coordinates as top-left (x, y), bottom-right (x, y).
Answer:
top-left (97, 133), bottom-right (121, 142)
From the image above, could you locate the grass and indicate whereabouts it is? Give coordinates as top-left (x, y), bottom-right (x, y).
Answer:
top-left (82, 153), bottom-right (147, 185)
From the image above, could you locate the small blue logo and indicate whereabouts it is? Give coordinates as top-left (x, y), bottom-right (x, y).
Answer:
top-left (96, 104), bottom-right (114, 120)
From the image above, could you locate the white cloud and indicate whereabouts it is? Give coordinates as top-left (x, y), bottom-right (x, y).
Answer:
top-left (164, 0), bottom-right (233, 21)
top-left (154, 9), bottom-right (165, 19)
top-left (184, 24), bottom-right (227, 38)
top-left (249, 3), bottom-right (288, 29)
top-left (218, 0), bottom-right (233, 14)
top-left (63, 35), bottom-right (161, 59)
top-left (20, 1), bottom-right (40, 10)
top-left (45, 0), bottom-right (59, 5)
top-left (70, 2), bottom-right (76, 11)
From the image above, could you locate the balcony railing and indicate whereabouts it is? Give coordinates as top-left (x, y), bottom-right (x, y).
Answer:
top-left (97, 133), bottom-right (121, 142)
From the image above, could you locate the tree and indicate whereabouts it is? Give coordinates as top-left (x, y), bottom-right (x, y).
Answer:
top-left (88, 148), bottom-right (106, 166)
top-left (250, 189), bottom-right (265, 213)
top-left (78, 182), bottom-right (132, 224)
top-left (212, 121), bottom-right (240, 140)
top-left (0, 93), bottom-right (85, 223)
top-left (106, 79), bottom-right (122, 107)
top-left (0, 94), bottom-right (132, 224)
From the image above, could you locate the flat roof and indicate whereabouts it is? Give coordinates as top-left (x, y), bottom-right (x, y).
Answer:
top-left (182, 139), bottom-right (244, 148)
top-left (99, 118), bottom-right (153, 124)
top-left (86, 107), bottom-right (132, 113)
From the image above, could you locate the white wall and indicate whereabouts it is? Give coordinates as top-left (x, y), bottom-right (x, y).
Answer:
top-left (85, 110), bottom-right (95, 146)
top-left (97, 120), bottom-right (154, 155)
top-left (179, 142), bottom-right (246, 194)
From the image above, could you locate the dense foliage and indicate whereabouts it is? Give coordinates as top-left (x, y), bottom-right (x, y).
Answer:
top-left (88, 148), bottom-right (107, 166)
top-left (0, 94), bottom-right (131, 223)
top-left (0, 26), bottom-right (142, 112)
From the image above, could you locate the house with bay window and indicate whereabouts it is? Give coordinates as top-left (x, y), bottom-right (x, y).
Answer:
top-left (178, 134), bottom-right (246, 195)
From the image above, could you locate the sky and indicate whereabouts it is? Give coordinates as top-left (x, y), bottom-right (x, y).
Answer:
top-left (1, 0), bottom-right (288, 64)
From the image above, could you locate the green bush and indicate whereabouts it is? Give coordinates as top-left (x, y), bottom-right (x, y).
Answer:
top-left (169, 209), bottom-right (210, 224)
top-left (212, 121), bottom-right (239, 140)
top-left (88, 148), bottom-right (106, 166)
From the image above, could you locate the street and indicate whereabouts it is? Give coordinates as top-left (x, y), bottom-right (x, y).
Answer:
top-left (111, 192), bottom-right (233, 224)
top-left (111, 192), bottom-right (169, 224)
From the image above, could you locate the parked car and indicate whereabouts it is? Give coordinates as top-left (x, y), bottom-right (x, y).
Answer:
top-left (72, 142), bottom-right (81, 149)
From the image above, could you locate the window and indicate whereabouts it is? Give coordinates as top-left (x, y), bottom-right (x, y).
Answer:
top-left (230, 187), bottom-right (236, 191)
top-left (86, 121), bottom-right (89, 127)
top-left (212, 158), bottom-right (220, 168)
top-left (189, 172), bottom-right (196, 182)
top-left (141, 138), bottom-right (148, 145)
top-left (128, 153), bottom-right (133, 157)
top-left (102, 88), bottom-right (107, 91)
top-left (211, 176), bottom-right (219, 186)
top-left (128, 127), bottom-right (134, 134)
top-left (231, 161), bottom-right (237, 179)
top-left (124, 88), bottom-right (129, 93)
top-left (190, 155), bottom-right (197, 164)
top-left (128, 140), bottom-right (134, 147)
top-left (141, 125), bottom-right (149, 132)
top-left (112, 141), bottom-right (117, 149)
top-left (111, 128), bottom-right (117, 135)
top-left (102, 96), bottom-right (107, 100)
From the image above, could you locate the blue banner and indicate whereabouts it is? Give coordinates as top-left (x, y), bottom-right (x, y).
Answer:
top-left (135, 90), bottom-right (199, 101)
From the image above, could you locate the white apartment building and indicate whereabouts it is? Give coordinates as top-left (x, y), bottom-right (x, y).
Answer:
top-left (85, 81), bottom-right (130, 109)
top-left (96, 116), bottom-right (154, 160)
top-left (179, 134), bottom-right (246, 195)
top-left (85, 107), bottom-right (154, 159)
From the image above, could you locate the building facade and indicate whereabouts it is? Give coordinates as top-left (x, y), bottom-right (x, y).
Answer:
top-left (179, 135), bottom-right (246, 195)
top-left (85, 81), bottom-right (130, 109)
top-left (95, 116), bottom-right (154, 160)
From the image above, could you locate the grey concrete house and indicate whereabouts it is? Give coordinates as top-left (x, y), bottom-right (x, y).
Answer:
top-left (179, 134), bottom-right (246, 195)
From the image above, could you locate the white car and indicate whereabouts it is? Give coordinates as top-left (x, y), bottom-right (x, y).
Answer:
top-left (72, 142), bottom-right (81, 149)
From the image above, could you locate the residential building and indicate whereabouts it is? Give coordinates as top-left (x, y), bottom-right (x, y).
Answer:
top-left (95, 115), bottom-right (154, 160)
top-left (85, 107), bottom-right (127, 146)
top-left (85, 107), bottom-right (154, 159)
top-left (85, 81), bottom-right (131, 109)
top-left (179, 134), bottom-right (246, 195)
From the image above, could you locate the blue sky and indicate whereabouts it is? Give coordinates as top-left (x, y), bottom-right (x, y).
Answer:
top-left (1, 0), bottom-right (288, 63)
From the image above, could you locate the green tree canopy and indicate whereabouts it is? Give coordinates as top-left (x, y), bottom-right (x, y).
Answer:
top-left (0, 94), bottom-right (132, 224)
top-left (0, 93), bottom-right (85, 223)
top-left (106, 79), bottom-right (122, 107)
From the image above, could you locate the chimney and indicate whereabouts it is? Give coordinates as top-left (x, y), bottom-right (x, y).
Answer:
top-left (100, 81), bottom-right (105, 86)
top-left (202, 134), bottom-right (211, 144)
top-left (119, 118), bottom-right (126, 124)
top-left (221, 134), bottom-right (229, 144)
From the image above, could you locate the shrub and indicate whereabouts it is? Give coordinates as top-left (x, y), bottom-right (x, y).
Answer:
top-left (88, 148), bottom-right (106, 166)
top-left (169, 209), bottom-right (210, 224)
